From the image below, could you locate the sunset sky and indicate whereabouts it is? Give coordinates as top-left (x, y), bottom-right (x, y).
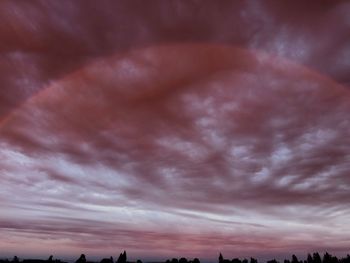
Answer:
top-left (0, 1), bottom-right (350, 262)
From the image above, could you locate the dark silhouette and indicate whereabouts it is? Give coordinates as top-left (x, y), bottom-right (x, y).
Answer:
top-left (292, 255), bottom-right (300, 263)
top-left (1, 251), bottom-right (350, 263)
top-left (116, 251), bottom-right (126, 263)
top-left (217, 252), bottom-right (350, 263)
top-left (216, 252), bottom-right (350, 263)
top-left (21, 255), bottom-right (64, 263)
top-left (307, 255), bottom-right (313, 263)
top-left (165, 257), bottom-right (200, 263)
top-left (100, 257), bottom-right (113, 263)
top-left (312, 254), bottom-right (321, 263)
top-left (323, 252), bottom-right (339, 263)
top-left (22, 260), bottom-right (47, 263)
top-left (219, 253), bottom-right (231, 263)
top-left (76, 255), bottom-right (86, 263)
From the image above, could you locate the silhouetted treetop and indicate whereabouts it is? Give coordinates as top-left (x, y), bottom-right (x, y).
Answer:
top-left (100, 257), bottom-right (113, 263)
top-left (116, 251), bottom-right (126, 263)
top-left (2, 250), bottom-right (350, 263)
top-left (75, 254), bottom-right (86, 263)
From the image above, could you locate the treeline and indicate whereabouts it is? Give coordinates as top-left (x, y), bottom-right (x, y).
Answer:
top-left (0, 251), bottom-right (130, 263)
top-left (1, 251), bottom-right (350, 263)
top-left (219, 252), bottom-right (350, 263)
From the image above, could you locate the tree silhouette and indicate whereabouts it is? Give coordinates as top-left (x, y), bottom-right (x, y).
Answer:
top-left (324, 253), bottom-right (332, 263)
top-left (313, 253), bottom-right (322, 263)
top-left (341, 255), bottom-right (350, 263)
top-left (116, 251), bottom-right (126, 263)
top-left (3, 250), bottom-right (350, 263)
top-left (100, 257), bottom-right (113, 263)
top-left (292, 255), bottom-right (300, 263)
top-left (75, 254), bottom-right (86, 263)
top-left (307, 254), bottom-right (313, 263)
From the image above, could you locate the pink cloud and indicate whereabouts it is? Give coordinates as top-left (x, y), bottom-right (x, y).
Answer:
top-left (1, 43), bottom-right (350, 260)
top-left (0, 1), bottom-right (350, 261)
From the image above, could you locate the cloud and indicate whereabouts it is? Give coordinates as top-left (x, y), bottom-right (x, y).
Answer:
top-left (0, 1), bottom-right (349, 121)
top-left (1, 216), bottom-right (349, 260)
top-left (0, 44), bottom-right (350, 259)
top-left (0, 1), bottom-right (350, 260)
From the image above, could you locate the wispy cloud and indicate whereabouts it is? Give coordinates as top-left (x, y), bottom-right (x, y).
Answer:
top-left (0, 1), bottom-right (350, 261)
top-left (1, 43), bottom-right (350, 259)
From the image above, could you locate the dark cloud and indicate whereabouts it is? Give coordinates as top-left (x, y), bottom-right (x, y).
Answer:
top-left (0, 1), bottom-right (349, 119)
top-left (1, 43), bottom-right (350, 259)
top-left (1, 0), bottom-right (350, 261)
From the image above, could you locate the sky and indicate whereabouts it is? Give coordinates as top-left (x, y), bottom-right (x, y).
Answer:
top-left (0, 1), bottom-right (350, 262)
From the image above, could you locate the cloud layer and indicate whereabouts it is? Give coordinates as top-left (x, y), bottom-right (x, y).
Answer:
top-left (0, 1), bottom-right (350, 261)
top-left (1, 44), bottom-right (350, 260)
